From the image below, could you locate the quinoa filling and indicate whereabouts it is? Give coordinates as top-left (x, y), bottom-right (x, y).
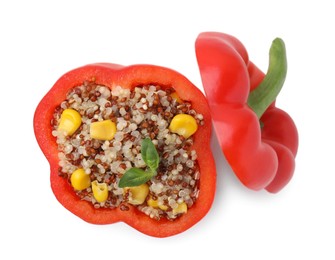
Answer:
top-left (52, 81), bottom-right (204, 220)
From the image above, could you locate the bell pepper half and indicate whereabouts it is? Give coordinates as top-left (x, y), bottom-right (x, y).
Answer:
top-left (195, 32), bottom-right (298, 193)
top-left (33, 63), bottom-right (216, 237)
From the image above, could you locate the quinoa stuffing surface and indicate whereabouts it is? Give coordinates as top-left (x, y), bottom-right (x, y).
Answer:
top-left (52, 81), bottom-right (204, 220)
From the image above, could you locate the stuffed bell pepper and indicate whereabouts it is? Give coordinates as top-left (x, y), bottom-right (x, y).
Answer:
top-left (34, 63), bottom-right (216, 237)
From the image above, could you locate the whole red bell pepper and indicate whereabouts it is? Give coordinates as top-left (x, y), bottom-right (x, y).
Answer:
top-left (34, 63), bottom-right (216, 237)
top-left (195, 32), bottom-right (298, 193)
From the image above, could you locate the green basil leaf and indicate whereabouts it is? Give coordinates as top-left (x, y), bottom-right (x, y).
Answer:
top-left (118, 168), bottom-right (153, 188)
top-left (141, 137), bottom-right (159, 171)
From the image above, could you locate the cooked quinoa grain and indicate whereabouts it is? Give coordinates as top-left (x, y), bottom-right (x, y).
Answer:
top-left (52, 81), bottom-right (203, 220)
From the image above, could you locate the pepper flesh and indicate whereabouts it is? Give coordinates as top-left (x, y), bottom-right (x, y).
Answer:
top-left (33, 63), bottom-right (216, 237)
top-left (195, 32), bottom-right (298, 193)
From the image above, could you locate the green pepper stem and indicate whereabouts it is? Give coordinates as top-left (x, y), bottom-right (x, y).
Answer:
top-left (247, 38), bottom-right (287, 119)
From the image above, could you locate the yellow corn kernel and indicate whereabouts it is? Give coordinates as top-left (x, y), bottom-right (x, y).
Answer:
top-left (147, 197), bottom-right (168, 211)
top-left (124, 184), bottom-right (149, 205)
top-left (92, 180), bottom-right (109, 203)
top-left (90, 120), bottom-right (116, 140)
top-left (172, 202), bottom-right (188, 215)
top-left (58, 108), bottom-right (82, 136)
top-left (170, 92), bottom-right (183, 104)
top-left (169, 114), bottom-right (198, 138)
top-left (147, 197), bottom-right (159, 207)
top-left (70, 169), bottom-right (91, 191)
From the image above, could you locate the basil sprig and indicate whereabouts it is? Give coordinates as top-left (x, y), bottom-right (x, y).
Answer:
top-left (118, 138), bottom-right (159, 188)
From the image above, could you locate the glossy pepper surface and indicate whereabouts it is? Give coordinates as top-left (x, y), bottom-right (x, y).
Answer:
top-left (195, 32), bottom-right (298, 193)
top-left (34, 63), bottom-right (216, 237)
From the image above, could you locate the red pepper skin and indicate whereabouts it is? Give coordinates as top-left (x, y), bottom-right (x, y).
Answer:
top-left (34, 63), bottom-right (216, 237)
top-left (195, 32), bottom-right (298, 193)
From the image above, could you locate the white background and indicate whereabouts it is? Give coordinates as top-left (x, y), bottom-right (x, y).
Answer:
top-left (1, 0), bottom-right (334, 259)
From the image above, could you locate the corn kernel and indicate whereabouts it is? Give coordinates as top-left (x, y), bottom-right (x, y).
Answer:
top-left (58, 108), bottom-right (82, 136)
top-left (147, 197), bottom-right (168, 211)
top-left (70, 168), bottom-right (91, 191)
top-left (169, 114), bottom-right (198, 138)
top-left (90, 120), bottom-right (116, 140)
top-left (170, 92), bottom-right (183, 103)
top-left (172, 202), bottom-right (188, 215)
top-left (124, 184), bottom-right (149, 205)
top-left (92, 181), bottom-right (109, 203)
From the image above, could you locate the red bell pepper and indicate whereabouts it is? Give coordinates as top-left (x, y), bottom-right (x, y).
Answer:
top-left (195, 32), bottom-right (298, 193)
top-left (34, 63), bottom-right (216, 237)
